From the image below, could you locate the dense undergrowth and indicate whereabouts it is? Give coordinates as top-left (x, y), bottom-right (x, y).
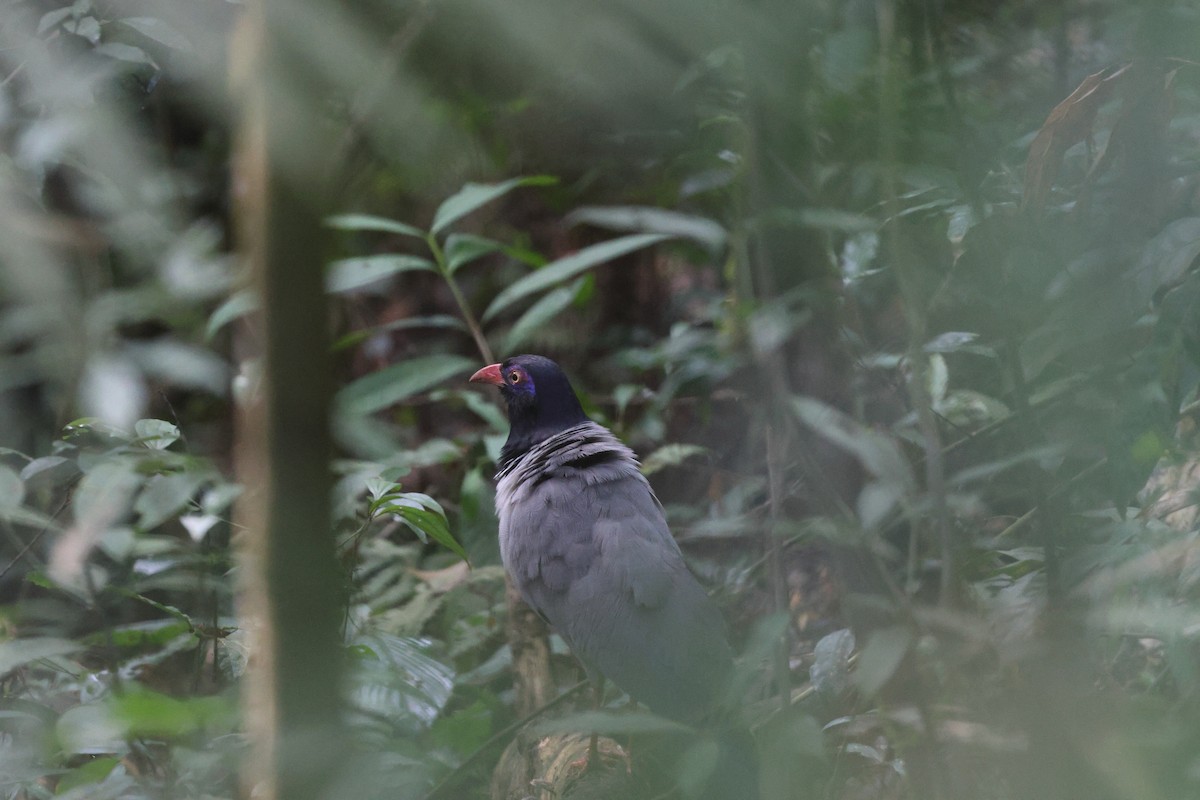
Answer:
top-left (3, 0), bottom-right (1200, 798)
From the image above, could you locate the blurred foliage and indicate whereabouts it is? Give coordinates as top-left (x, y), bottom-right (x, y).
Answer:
top-left (3, 0), bottom-right (1200, 798)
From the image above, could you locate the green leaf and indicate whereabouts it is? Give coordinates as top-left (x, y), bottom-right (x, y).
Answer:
top-left (118, 17), bottom-right (192, 51)
top-left (641, 444), bottom-right (708, 475)
top-left (854, 626), bottom-right (911, 695)
top-left (133, 419), bottom-right (180, 450)
top-left (95, 43), bottom-right (155, 66)
top-left (37, 7), bottom-right (74, 34)
top-left (455, 388), bottom-right (509, 433)
top-left (445, 234), bottom-right (502, 274)
top-left (483, 233), bottom-right (669, 323)
top-left (754, 207), bottom-right (877, 233)
top-left (0, 506), bottom-right (62, 530)
top-left (20, 455), bottom-right (71, 482)
top-left (337, 355), bottom-right (476, 416)
top-left (567, 206), bottom-right (727, 254)
top-left (56, 756), bottom-right (120, 793)
top-left (73, 460), bottom-right (142, 525)
top-left (0, 637), bottom-right (80, 675)
top-left (111, 689), bottom-right (209, 737)
top-left (791, 397), bottom-right (915, 494)
top-left (430, 176), bottom-right (556, 235)
top-left (134, 472), bottom-right (207, 531)
top-left (205, 289), bottom-right (258, 340)
top-left (326, 255), bottom-right (434, 294)
top-left (56, 703), bottom-right (125, 756)
top-left (0, 466), bottom-right (24, 508)
top-left (502, 278), bottom-right (586, 352)
top-left (326, 213), bottom-right (425, 239)
top-left (350, 634), bottom-right (455, 728)
top-left (376, 494), bottom-right (467, 561)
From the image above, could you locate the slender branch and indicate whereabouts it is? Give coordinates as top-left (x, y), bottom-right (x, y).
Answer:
top-left (877, 0), bottom-right (954, 608)
top-left (426, 233), bottom-right (494, 363)
top-left (994, 458), bottom-right (1108, 540)
top-left (420, 680), bottom-right (590, 800)
top-left (765, 426), bottom-right (792, 710)
top-left (0, 492), bottom-right (72, 580)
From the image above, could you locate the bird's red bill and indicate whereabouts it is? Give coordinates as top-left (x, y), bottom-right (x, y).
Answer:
top-left (470, 363), bottom-right (504, 385)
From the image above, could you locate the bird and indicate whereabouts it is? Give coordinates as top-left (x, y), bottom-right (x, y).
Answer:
top-left (470, 354), bottom-right (757, 799)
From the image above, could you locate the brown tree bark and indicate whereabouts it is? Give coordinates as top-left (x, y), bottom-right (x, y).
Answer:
top-left (232, 3), bottom-right (347, 799)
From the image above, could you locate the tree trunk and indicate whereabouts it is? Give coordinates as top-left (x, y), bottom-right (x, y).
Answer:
top-left (232, 3), bottom-right (347, 799)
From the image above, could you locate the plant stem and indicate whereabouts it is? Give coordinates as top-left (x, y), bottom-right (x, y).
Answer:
top-left (427, 233), bottom-right (494, 363)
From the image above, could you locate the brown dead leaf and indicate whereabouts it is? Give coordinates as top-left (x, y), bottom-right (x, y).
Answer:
top-left (410, 560), bottom-right (471, 593)
top-left (1022, 63), bottom-right (1130, 215)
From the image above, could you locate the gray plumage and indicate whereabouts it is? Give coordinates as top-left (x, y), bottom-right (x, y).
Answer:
top-left (495, 421), bottom-right (733, 724)
top-left (471, 355), bottom-right (757, 799)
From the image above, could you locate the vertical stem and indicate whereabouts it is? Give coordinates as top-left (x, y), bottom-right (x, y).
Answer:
top-left (876, 0), bottom-right (954, 607)
top-left (765, 427), bottom-right (792, 708)
top-left (234, 3), bottom-right (346, 799)
top-left (427, 234), bottom-right (494, 363)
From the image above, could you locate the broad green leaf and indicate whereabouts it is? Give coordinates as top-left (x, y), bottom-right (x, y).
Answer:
top-left (678, 738), bottom-right (721, 798)
top-left (483, 233), bottom-right (669, 323)
top-left (754, 207), bottom-right (877, 233)
top-left (74, 460), bottom-right (141, 525)
top-left (205, 289), bottom-right (258, 340)
top-left (445, 234), bottom-right (502, 274)
top-left (19, 455), bottom-right (70, 481)
top-left (327, 213), bottom-right (425, 239)
top-left (854, 626), bottom-right (911, 695)
top-left (37, 7), bottom-right (74, 33)
top-left (502, 278), bottom-right (585, 352)
top-left (455, 388), bottom-right (508, 433)
top-left (56, 756), bottom-right (120, 794)
top-left (924, 331), bottom-right (984, 354)
top-left (119, 17), bottom-right (192, 50)
top-left (0, 637), bottom-right (80, 675)
top-left (117, 690), bottom-right (193, 736)
top-left (856, 480), bottom-right (900, 531)
top-left (134, 471), bottom-right (207, 531)
top-left (326, 255), bottom-right (434, 294)
top-left (379, 498), bottom-right (467, 561)
top-left (431, 176), bottom-right (556, 235)
top-left (56, 703), bottom-right (125, 755)
top-left (0, 505), bottom-right (61, 530)
top-left (567, 206), bottom-right (726, 254)
top-left (95, 43), bottom-right (155, 66)
top-left (0, 465), bottom-right (23, 508)
top-left (641, 444), bottom-right (708, 476)
top-left (337, 355), bottom-right (476, 416)
top-left (133, 419), bottom-right (180, 449)
top-left (125, 339), bottom-right (230, 395)
top-left (351, 634), bottom-right (455, 727)
top-left (810, 628), bottom-right (856, 695)
top-left (791, 397), bottom-right (915, 494)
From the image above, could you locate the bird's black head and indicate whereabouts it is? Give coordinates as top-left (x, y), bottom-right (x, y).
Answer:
top-left (470, 354), bottom-right (590, 465)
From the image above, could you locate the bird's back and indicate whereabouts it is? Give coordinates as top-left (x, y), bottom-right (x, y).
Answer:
top-left (496, 422), bottom-right (733, 724)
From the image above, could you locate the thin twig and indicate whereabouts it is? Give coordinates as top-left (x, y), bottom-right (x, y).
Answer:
top-left (0, 494), bottom-right (71, 580)
top-left (427, 233), bottom-right (494, 363)
top-left (994, 457), bottom-right (1108, 540)
top-left (765, 426), bottom-right (792, 710)
top-left (420, 679), bottom-right (590, 800)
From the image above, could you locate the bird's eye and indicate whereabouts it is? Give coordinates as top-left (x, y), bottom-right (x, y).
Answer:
top-left (508, 371), bottom-right (521, 384)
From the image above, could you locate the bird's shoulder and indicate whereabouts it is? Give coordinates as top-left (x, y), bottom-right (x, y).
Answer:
top-left (496, 422), bottom-right (685, 605)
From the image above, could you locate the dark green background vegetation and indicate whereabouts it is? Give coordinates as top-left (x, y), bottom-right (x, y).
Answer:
top-left (2, 0), bottom-right (1200, 798)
